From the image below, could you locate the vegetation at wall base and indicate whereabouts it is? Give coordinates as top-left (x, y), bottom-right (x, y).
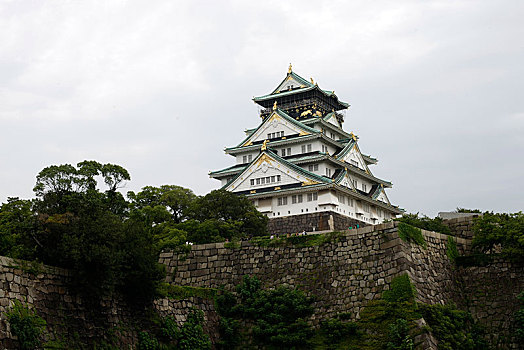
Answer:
top-left (4, 300), bottom-right (46, 350)
top-left (515, 292), bottom-right (524, 343)
top-left (418, 303), bottom-right (488, 349)
top-left (137, 309), bottom-right (211, 350)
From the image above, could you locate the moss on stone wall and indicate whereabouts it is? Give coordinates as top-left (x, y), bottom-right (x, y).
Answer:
top-left (397, 222), bottom-right (427, 248)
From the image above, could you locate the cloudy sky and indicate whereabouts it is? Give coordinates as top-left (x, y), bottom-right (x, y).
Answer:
top-left (1, 0), bottom-right (523, 216)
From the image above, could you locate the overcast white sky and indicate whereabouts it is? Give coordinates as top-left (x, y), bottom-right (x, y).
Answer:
top-left (1, 0), bottom-right (523, 216)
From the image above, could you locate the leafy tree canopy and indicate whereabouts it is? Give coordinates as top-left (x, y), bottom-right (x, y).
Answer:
top-left (472, 211), bottom-right (524, 259)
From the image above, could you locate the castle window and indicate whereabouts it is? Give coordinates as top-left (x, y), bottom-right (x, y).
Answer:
top-left (308, 164), bottom-right (318, 172)
top-left (325, 168), bottom-right (332, 177)
top-left (243, 155), bottom-right (247, 163)
top-left (363, 203), bottom-right (370, 213)
top-left (277, 197), bottom-right (288, 206)
top-left (307, 192), bottom-right (318, 202)
top-left (250, 179), bottom-right (254, 186)
top-left (291, 194), bottom-right (303, 204)
top-left (362, 183), bottom-right (367, 192)
top-left (248, 154), bottom-right (252, 162)
top-left (281, 147), bottom-right (292, 156)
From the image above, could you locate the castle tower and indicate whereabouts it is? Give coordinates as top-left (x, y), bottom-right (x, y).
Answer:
top-left (210, 65), bottom-right (402, 233)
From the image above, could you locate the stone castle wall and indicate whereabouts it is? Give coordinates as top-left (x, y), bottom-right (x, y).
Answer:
top-left (0, 256), bottom-right (217, 349)
top-left (161, 222), bottom-right (471, 320)
top-left (1, 216), bottom-right (522, 349)
top-left (267, 211), bottom-right (368, 235)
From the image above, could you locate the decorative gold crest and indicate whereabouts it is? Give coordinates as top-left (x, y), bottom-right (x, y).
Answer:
top-left (302, 179), bottom-right (320, 186)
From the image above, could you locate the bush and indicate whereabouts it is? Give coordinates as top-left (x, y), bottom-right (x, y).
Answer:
top-left (386, 318), bottom-right (414, 350)
top-left (515, 292), bottom-right (524, 342)
top-left (418, 303), bottom-right (487, 349)
top-left (177, 309), bottom-right (211, 350)
top-left (137, 331), bottom-right (159, 350)
top-left (383, 275), bottom-right (416, 303)
top-left (396, 213), bottom-right (451, 235)
top-left (4, 300), bottom-right (46, 350)
top-left (319, 318), bottom-right (358, 346)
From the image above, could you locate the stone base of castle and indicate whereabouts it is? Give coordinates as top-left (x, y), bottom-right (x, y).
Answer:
top-left (267, 211), bottom-right (369, 235)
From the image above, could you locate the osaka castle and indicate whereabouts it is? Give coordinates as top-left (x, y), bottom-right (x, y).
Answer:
top-left (210, 65), bottom-right (402, 233)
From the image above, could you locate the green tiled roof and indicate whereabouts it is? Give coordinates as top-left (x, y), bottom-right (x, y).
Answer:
top-left (334, 138), bottom-right (357, 159)
top-left (270, 71), bottom-right (313, 94)
top-left (253, 71), bottom-right (350, 108)
top-left (209, 163), bottom-right (248, 176)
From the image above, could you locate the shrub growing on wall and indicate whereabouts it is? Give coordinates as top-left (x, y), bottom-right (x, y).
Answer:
top-left (4, 300), bottom-right (47, 350)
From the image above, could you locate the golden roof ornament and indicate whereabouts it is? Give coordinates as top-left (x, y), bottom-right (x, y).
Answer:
top-left (273, 101), bottom-right (277, 110)
top-left (288, 63), bottom-right (292, 74)
top-left (261, 139), bottom-right (269, 151)
top-left (310, 77), bottom-right (314, 84)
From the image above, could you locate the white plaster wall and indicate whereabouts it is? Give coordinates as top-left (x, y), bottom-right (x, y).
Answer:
top-left (270, 192), bottom-right (321, 218)
top-left (277, 77), bottom-right (303, 91)
top-left (236, 151), bottom-right (257, 165)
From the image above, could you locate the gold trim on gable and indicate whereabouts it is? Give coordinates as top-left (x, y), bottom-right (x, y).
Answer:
top-left (299, 131), bottom-right (310, 136)
top-left (254, 153), bottom-right (274, 167)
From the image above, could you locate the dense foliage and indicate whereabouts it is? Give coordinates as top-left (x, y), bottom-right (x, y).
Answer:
top-left (396, 213), bottom-right (451, 235)
top-left (472, 212), bottom-right (524, 260)
top-left (0, 161), bottom-right (267, 304)
top-left (128, 188), bottom-right (268, 250)
top-left (137, 310), bottom-right (211, 350)
top-left (418, 303), bottom-right (487, 349)
top-left (4, 300), bottom-right (46, 350)
top-left (515, 292), bottom-right (524, 343)
top-left (215, 275), bottom-right (315, 349)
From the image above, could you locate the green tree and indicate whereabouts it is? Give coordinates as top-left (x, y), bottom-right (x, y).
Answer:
top-left (472, 212), bottom-right (524, 259)
top-left (31, 161), bottom-right (162, 303)
top-left (128, 185), bottom-right (196, 224)
top-left (190, 190), bottom-right (267, 238)
top-left (0, 198), bottom-right (38, 259)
